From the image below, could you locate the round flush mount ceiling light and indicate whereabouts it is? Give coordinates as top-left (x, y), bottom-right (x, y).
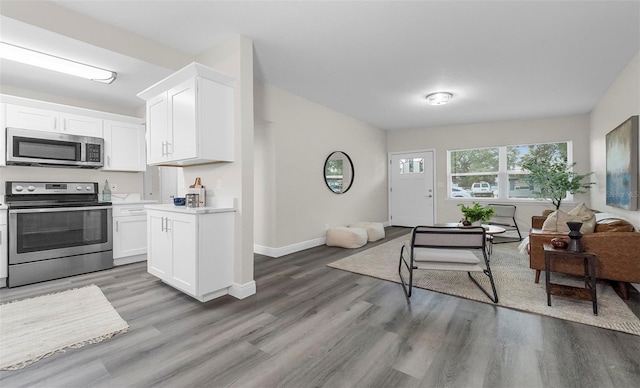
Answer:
top-left (425, 91), bottom-right (453, 105)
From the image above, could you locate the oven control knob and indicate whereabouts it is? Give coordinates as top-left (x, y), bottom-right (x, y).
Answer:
top-left (76, 185), bottom-right (83, 191)
top-left (27, 185), bottom-right (35, 192)
top-left (15, 185), bottom-right (24, 192)
top-left (86, 186), bottom-right (92, 191)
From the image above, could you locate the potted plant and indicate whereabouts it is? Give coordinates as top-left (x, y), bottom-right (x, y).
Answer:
top-left (459, 202), bottom-right (494, 226)
top-left (521, 160), bottom-right (594, 210)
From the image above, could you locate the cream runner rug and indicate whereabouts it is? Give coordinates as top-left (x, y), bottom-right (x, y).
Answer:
top-left (0, 284), bottom-right (129, 370)
top-left (328, 235), bottom-right (640, 336)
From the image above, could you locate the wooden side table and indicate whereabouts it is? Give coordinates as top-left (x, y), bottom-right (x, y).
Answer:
top-left (543, 244), bottom-right (598, 315)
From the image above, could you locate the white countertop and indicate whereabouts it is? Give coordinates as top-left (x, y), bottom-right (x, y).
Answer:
top-left (145, 197), bottom-right (236, 214)
top-left (112, 200), bottom-right (158, 205)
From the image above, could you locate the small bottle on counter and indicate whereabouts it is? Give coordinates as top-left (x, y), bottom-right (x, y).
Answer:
top-left (103, 180), bottom-right (111, 202)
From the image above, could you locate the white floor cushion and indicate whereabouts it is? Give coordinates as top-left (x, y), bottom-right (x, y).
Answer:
top-left (350, 222), bottom-right (385, 242)
top-left (326, 226), bottom-right (368, 248)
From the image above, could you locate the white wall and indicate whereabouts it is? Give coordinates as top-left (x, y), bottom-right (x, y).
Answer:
top-left (590, 51), bottom-right (640, 228)
top-left (387, 115), bottom-right (593, 230)
top-left (254, 81), bottom-right (388, 255)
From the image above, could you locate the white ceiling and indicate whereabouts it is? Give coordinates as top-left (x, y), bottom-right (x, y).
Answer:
top-left (2, 1), bottom-right (639, 130)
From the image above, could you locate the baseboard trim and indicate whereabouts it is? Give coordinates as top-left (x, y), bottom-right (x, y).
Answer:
top-left (229, 281), bottom-right (256, 299)
top-left (253, 221), bottom-right (390, 258)
top-left (254, 237), bottom-right (326, 258)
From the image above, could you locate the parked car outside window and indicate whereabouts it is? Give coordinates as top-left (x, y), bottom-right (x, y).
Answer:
top-left (471, 182), bottom-right (492, 197)
top-left (451, 187), bottom-right (473, 198)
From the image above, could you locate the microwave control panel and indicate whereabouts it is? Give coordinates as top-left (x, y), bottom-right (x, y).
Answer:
top-left (86, 144), bottom-right (102, 162)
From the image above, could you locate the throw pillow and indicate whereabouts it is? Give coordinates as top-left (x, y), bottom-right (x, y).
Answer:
top-left (541, 210), bottom-right (580, 233)
top-left (567, 203), bottom-right (597, 234)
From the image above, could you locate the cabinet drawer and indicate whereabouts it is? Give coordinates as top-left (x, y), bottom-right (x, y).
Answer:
top-left (113, 205), bottom-right (148, 217)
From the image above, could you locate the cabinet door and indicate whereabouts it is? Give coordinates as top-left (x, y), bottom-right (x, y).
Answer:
top-left (169, 213), bottom-right (197, 294)
top-left (103, 120), bottom-right (146, 171)
top-left (60, 113), bottom-right (103, 137)
top-left (0, 224), bottom-right (7, 280)
top-left (5, 104), bottom-right (59, 131)
top-left (114, 215), bottom-right (147, 258)
top-left (168, 78), bottom-right (198, 162)
top-left (146, 93), bottom-right (169, 164)
top-left (147, 212), bottom-right (172, 279)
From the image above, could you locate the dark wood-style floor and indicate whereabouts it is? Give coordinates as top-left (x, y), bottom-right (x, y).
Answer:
top-left (1, 227), bottom-right (639, 388)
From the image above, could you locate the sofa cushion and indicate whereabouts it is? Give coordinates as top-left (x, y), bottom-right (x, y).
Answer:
top-left (542, 210), bottom-right (582, 233)
top-left (541, 204), bottom-right (596, 234)
top-left (595, 218), bottom-right (636, 232)
top-left (567, 203), bottom-right (596, 233)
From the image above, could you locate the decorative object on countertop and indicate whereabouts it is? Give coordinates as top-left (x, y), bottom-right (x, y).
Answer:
top-left (188, 177), bottom-right (206, 206)
top-left (173, 197), bottom-right (186, 206)
top-left (186, 193), bottom-right (199, 208)
top-left (103, 180), bottom-right (111, 202)
top-left (566, 221), bottom-right (584, 252)
top-left (459, 202), bottom-right (494, 226)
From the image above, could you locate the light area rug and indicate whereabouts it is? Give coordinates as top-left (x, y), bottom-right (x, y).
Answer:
top-left (0, 284), bottom-right (129, 370)
top-left (328, 235), bottom-right (640, 336)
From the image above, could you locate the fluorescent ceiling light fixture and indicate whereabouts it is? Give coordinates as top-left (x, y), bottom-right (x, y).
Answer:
top-left (0, 42), bottom-right (117, 84)
top-left (425, 91), bottom-right (453, 105)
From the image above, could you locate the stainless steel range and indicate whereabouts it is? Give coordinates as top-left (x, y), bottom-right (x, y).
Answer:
top-left (5, 181), bottom-right (113, 287)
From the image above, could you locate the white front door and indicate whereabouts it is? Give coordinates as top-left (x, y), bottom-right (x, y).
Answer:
top-left (389, 151), bottom-right (435, 227)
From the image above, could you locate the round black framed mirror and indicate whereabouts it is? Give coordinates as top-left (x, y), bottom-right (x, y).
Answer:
top-left (324, 151), bottom-right (354, 194)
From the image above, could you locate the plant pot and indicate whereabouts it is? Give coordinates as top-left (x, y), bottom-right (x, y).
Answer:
top-left (471, 221), bottom-right (482, 227)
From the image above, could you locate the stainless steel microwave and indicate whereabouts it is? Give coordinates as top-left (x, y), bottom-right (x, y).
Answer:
top-left (6, 127), bottom-right (104, 168)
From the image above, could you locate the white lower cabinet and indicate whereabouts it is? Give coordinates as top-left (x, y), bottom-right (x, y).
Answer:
top-left (147, 208), bottom-right (234, 302)
top-left (1, 209), bottom-right (7, 287)
top-left (113, 204), bottom-right (148, 265)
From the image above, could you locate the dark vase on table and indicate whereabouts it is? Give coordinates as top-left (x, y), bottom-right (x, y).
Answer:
top-left (566, 221), bottom-right (583, 252)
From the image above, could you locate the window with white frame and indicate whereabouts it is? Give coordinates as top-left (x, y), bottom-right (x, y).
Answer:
top-left (448, 142), bottom-right (570, 199)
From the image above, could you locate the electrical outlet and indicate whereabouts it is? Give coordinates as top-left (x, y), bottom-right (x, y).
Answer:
top-left (110, 183), bottom-right (118, 192)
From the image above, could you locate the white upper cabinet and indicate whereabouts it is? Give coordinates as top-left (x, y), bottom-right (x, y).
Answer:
top-left (5, 104), bottom-right (103, 137)
top-left (103, 120), bottom-right (146, 171)
top-left (138, 62), bottom-right (236, 166)
top-left (1, 95), bottom-right (146, 170)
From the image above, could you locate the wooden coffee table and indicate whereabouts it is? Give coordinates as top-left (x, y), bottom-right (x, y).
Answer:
top-left (543, 244), bottom-right (598, 315)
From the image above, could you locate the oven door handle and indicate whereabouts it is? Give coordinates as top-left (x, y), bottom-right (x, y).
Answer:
top-left (9, 205), bottom-right (113, 214)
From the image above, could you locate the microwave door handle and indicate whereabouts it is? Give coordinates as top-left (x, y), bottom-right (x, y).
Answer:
top-left (10, 205), bottom-right (113, 214)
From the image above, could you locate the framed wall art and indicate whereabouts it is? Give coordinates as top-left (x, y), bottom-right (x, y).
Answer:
top-left (606, 115), bottom-right (639, 210)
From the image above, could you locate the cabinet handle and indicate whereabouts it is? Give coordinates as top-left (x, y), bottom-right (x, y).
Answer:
top-left (161, 217), bottom-right (165, 232)
top-left (161, 141), bottom-right (166, 157)
top-left (165, 141), bottom-right (171, 156)
top-left (107, 155), bottom-right (111, 167)
top-left (126, 208), bottom-right (145, 213)
top-left (165, 220), bottom-right (171, 232)
top-left (63, 118), bottom-right (67, 131)
top-left (54, 117), bottom-right (58, 130)
top-left (115, 221), bottom-right (119, 232)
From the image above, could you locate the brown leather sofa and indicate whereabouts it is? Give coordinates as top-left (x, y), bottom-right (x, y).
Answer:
top-left (528, 212), bottom-right (640, 298)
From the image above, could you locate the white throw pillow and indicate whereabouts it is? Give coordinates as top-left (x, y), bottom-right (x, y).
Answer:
top-left (541, 210), bottom-right (581, 233)
top-left (567, 203), bottom-right (596, 234)
top-left (542, 205), bottom-right (596, 234)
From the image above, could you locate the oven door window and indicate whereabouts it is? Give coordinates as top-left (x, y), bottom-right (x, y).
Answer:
top-left (16, 208), bottom-right (108, 253)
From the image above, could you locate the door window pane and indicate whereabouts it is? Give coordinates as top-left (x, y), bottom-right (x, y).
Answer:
top-left (399, 158), bottom-right (424, 174)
